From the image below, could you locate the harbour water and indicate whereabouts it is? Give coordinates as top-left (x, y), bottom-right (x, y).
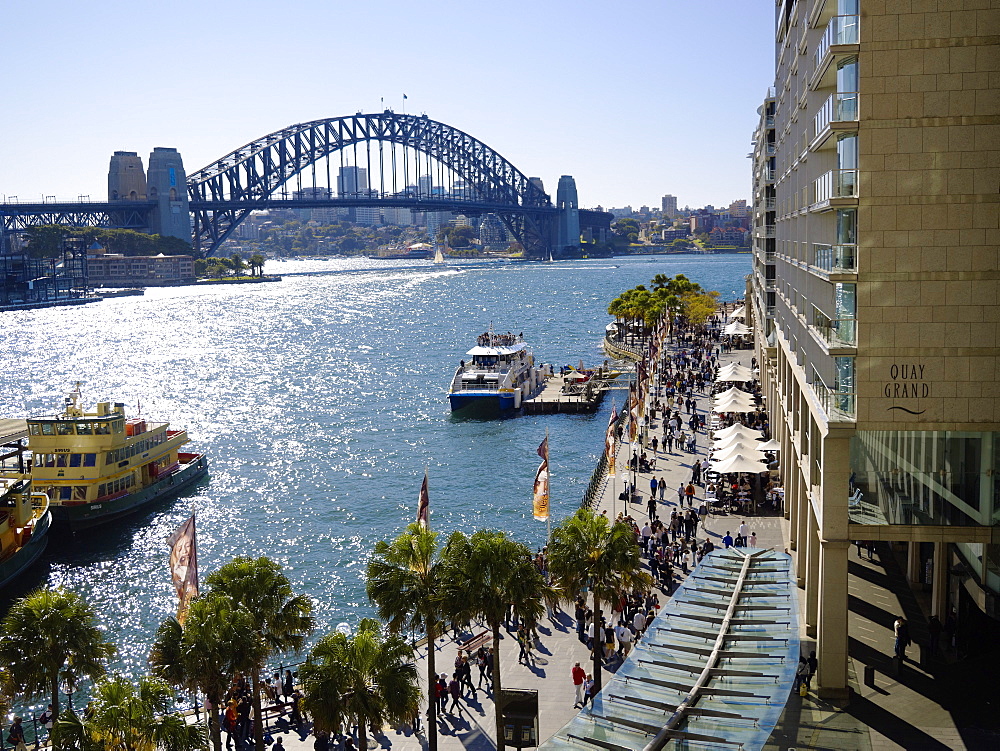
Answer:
top-left (0, 253), bottom-right (749, 680)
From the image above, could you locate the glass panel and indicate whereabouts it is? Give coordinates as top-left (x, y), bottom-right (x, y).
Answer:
top-left (837, 58), bottom-right (858, 93)
top-left (838, 134), bottom-right (858, 170)
top-left (836, 209), bottom-right (857, 245)
top-left (838, 0), bottom-right (859, 13)
top-left (76, 422), bottom-right (93, 435)
top-left (850, 431), bottom-right (1000, 526)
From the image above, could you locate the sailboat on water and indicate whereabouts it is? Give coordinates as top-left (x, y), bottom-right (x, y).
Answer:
top-left (433, 244), bottom-right (446, 264)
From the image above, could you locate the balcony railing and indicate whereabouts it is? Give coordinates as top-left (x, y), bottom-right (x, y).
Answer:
top-left (814, 169), bottom-right (858, 203)
top-left (765, 142), bottom-right (776, 156)
top-left (812, 309), bottom-right (857, 347)
top-left (764, 277), bottom-right (777, 289)
top-left (765, 114), bottom-right (775, 127)
top-left (763, 167), bottom-right (775, 182)
top-left (813, 243), bottom-right (856, 273)
top-left (814, 92), bottom-right (859, 138)
top-left (764, 197), bottom-right (776, 210)
top-left (757, 224), bottom-right (776, 238)
top-left (812, 374), bottom-right (856, 420)
top-left (814, 15), bottom-right (860, 72)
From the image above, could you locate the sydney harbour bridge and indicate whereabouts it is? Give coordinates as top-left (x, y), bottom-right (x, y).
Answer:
top-left (0, 113), bottom-right (609, 258)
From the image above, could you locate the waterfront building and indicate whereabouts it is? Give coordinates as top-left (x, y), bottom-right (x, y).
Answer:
top-left (0, 237), bottom-right (90, 306)
top-left (749, 0), bottom-right (1000, 699)
top-left (87, 244), bottom-right (194, 286)
top-left (479, 214), bottom-right (507, 246)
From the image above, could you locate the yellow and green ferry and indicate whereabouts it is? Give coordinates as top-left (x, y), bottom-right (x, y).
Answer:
top-left (27, 385), bottom-right (207, 532)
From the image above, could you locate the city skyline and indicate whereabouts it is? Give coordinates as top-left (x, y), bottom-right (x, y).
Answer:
top-left (0, 0), bottom-right (773, 210)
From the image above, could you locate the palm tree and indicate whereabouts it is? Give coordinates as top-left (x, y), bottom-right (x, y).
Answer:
top-left (0, 587), bottom-right (116, 718)
top-left (365, 523), bottom-right (444, 751)
top-left (249, 254), bottom-right (266, 277)
top-left (440, 530), bottom-right (546, 751)
top-left (546, 508), bottom-right (652, 695)
top-left (204, 557), bottom-right (315, 751)
top-left (150, 596), bottom-right (263, 751)
top-left (300, 618), bottom-right (420, 751)
top-left (52, 674), bottom-right (208, 751)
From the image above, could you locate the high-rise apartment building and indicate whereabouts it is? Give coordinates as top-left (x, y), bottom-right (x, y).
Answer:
top-left (749, 0), bottom-right (999, 699)
top-left (661, 194), bottom-right (678, 218)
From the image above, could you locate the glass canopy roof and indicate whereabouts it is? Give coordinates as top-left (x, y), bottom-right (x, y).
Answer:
top-left (540, 548), bottom-right (799, 751)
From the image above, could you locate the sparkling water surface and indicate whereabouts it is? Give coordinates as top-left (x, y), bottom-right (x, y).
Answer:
top-left (0, 254), bottom-right (749, 682)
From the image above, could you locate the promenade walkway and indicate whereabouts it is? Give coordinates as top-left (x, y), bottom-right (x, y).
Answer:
top-left (265, 323), bottom-right (996, 751)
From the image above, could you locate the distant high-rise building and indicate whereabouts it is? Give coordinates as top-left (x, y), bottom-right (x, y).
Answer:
top-left (479, 214), bottom-right (507, 245)
top-left (661, 195), bottom-right (678, 218)
top-left (108, 152), bottom-right (147, 202)
top-left (729, 199), bottom-right (748, 218)
top-left (146, 147), bottom-right (191, 244)
top-left (337, 166), bottom-right (378, 225)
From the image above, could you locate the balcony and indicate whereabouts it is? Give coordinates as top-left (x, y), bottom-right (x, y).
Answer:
top-left (811, 374), bottom-right (856, 421)
top-left (813, 92), bottom-right (859, 142)
top-left (763, 167), bottom-right (775, 183)
top-left (756, 224), bottom-right (776, 238)
top-left (813, 243), bottom-right (856, 273)
top-left (813, 168), bottom-right (858, 207)
top-left (812, 308), bottom-right (857, 347)
top-left (814, 15), bottom-right (860, 80)
top-left (764, 197), bottom-right (776, 210)
top-left (765, 114), bottom-right (775, 128)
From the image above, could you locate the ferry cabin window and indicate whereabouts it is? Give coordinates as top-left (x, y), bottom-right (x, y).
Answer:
top-left (69, 454), bottom-right (82, 467)
top-left (29, 424), bottom-right (40, 436)
top-left (95, 423), bottom-right (111, 435)
top-left (76, 422), bottom-right (93, 435)
top-left (56, 454), bottom-right (69, 468)
top-left (59, 488), bottom-right (72, 500)
top-left (113, 420), bottom-right (124, 433)
top-left (83, 453), bottom-right (96, 466)
top-left (57, 422), bottom-right (74, 436)
top-left (98, 483), bottom-right (106, 497)
top-left (72, 486), bottom-right (87, 501)
top-left (41, 423), bottom-right (55, 436)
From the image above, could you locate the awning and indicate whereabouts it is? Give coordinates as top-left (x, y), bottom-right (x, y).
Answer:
top-left (466, 343), bottom-right (527, 356)
top-left (538, 549), bottom-right (799, 751)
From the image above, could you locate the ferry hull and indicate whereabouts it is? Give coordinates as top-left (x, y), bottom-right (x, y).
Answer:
top-left (50, 455), bottom-right (208, 533)
top-left (449, 392), bottom-right (517, 413)
top-left (0, 510), bottom-right (50, 590)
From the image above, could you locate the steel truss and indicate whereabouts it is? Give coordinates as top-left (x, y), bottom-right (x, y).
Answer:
top-left (186, 113), bottom-right (556, 257)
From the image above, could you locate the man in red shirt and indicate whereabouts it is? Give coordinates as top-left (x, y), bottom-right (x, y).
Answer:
top-left (572, 662), bottom-right (587, 707)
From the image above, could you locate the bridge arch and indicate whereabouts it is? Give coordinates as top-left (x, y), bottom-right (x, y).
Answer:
top-left (187, 112), bottom-right (556, 257)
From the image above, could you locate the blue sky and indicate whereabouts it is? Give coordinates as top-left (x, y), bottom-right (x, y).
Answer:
top-left (0, 0), bottom-right (773, 210)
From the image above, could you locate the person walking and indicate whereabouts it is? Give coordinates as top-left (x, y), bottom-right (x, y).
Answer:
top-left (894, 617), bottom-right (911, 660)
top-left (658, 477), bottom-right (666, 500)
top-left (722, 531), bottom-right (734, 549)
top-left (806, 650), bottom-right (817, 689)
top-left (793, 657), bottom-right (810, 693)
top-left (448, 674), bottom-right (462, 713)
top-left (582, 674), bottom-right (595, 707)
top-left (646, 495), bottom-right (657, 521)
top-left (749, 531), bottom-right (757, 548)
top-left (7, 718), bottom-right (25, 751)
top-left (572, 662), bottom-right (586, 707)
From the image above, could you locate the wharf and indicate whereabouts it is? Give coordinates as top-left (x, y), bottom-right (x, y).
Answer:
top-left (522, 374), bottom-right (621, 414)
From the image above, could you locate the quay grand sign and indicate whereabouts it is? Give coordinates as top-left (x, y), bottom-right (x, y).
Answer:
top-left (883, 362), bottom-right (928, 415)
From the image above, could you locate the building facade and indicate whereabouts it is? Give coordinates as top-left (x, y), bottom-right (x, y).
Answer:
top-left (749, 0), bottom-right (999, 698)
top-left (88, 251), bottom-right (195, 287)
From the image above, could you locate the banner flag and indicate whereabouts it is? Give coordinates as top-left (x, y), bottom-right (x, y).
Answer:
top-left (533, 436), bottom-right (549, 521)
top-left (605, 401), bottom-right (618, 474)
top-left (167, 514), bottom-right (198, 624)
top-left (417, 470), bottom-right (430, 529)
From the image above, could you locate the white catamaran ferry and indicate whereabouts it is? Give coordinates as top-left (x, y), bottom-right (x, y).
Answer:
top-left (448, 331), bottom-right (544, 412)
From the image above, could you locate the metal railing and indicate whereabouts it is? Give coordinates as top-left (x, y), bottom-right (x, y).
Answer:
top-left (812, 308), bottom-right (857, 347)
top-left (815, 15), bottom-right (860, 72)
top-left (813, 243), bottom-right (856, 273)
top-left (764, 197), bottom-right (776, 210)
top-left (581, 406), bottom-right (628, 510)
top-left (812, 374), bottom-right (856, 420)
top-left (763, 167), bottom-right (775, 182)
top-left (814, 92), bottom-right (859, 138)
top-left (758, 224), bottom-right (776, 238)
top-left (813, 169), bottom-right (858, 203)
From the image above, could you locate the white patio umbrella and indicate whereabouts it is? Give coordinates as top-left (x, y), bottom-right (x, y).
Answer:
top-left (717, 364), bottom-right (755, 382)
top-left (712, 443), bottom-right (768, 462)
top-left (714, 433), bottom-right (763, 451)
top-left (713, 424), bottom-right (765, 440)
top-left (730, 305), bottom-right (746, 319)
top-left (723, 322), bottom-right (751, 336)
top-left (756, 439), bottom-right (782, 451)
top-left (713, 402), bottom-right (756, 414)
top-left (711, 453), bottom-right (769, 474)
top-left (714, 450), bottom-right (769, 468)
top-left (715, 385), bottom-right (750, 399)
top-left (713, 394), bottom-right (756, 410)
